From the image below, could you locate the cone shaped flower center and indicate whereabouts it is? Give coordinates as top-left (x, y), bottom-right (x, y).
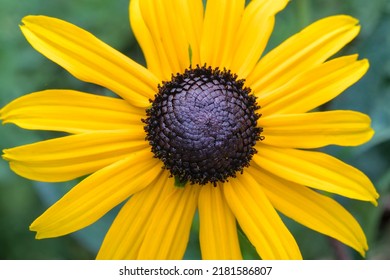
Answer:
top-left (144, 66), bottom-right (262, 185)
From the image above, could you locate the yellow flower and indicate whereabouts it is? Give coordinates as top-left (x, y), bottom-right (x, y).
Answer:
top-left (1, 0), bottom-right (379, 260)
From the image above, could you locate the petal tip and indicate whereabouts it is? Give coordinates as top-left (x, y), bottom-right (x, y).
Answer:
top-left (358, 58), bottom-right (370, 71)
top-left (20, 15), bottom-right (36, 27)
top-left (358, 249), bottom-right (367, 258)
top-left (29, 224), bottom-right (41, 239)
top-left (371, 196), bottom-right (379, 207)
top-left (30, 220), bottom-right (48, 239)
top-left (336, 14), bottom-right (360, 25)
top-left (2, 147), bottom-right (14, 161)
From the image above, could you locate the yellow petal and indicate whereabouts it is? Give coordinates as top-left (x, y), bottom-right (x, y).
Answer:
top-left (137, 0), bottom-right (188, 78)
top-left (248, 167), bottom-right (368, 256)
top-left (260, 110), bottom-right (374, 148)
top-left (231, 0), bottom-right (288, 79)
top-left (253, 145), bottom-right (379, 204)
top-left (0, 90), bottom-right (145, 134)
top-left (20, 16), bottom-right (158, 107)
top-left (97, 172), bottom-right (169, 259)
top-left (200, 0), bottom-right (245, 68)
top-left (174, 0), bottom-right (204, 66)
top-left (3, 130), bottom-right (147, 182)
top-left (198, 183), bottom-right (242, 260)
top-left (130, 0), bottom-right (163, 79)
top-left (30, 149), bottom-right (163, 238)
top-left (223, 175), bottom-right (302, 259)
top-left (137, 183), bottom-right (200, 259)
top-left (130, 0), bottom-right (203, 80)
top-left (247, 15), bottom-right (361, 94)
top-left (258, 55), bottom-right (369, 115)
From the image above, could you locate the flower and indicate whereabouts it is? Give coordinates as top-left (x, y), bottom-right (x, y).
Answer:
top-left (1, 0), bottom-right (379, 260)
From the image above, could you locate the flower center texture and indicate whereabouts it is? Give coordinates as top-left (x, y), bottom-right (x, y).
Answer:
top-left (144, 66), bottom-right (262, 185)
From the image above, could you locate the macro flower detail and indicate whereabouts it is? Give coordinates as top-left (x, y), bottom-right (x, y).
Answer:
top-left (144, 66), bottom-right (262, 185)
top-left (0, 0), bottom-right (379, 260)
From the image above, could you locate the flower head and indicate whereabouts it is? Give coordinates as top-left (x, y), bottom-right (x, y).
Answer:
top-left (1, 0), bottom-right (379, 259)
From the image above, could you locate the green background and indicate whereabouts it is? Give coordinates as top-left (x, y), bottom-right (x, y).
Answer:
top-left (1, 0), bottom-right (390, 259)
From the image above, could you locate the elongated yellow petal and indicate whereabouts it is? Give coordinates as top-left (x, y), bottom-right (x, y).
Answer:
top-left (200, 0), bottom-right (245, 68)
top-left (0, 90), bottom-right (145, 134)
top-left (253, 145), bottom-right (379, 204)
top-left (258, 55), bottom-right (369, 115)
top-left (223, 175), bottom-right (302, 259)
top-left (137, 0), bottom-right (188, 78)
top-left (130, 0), bottom-right (203, 80)
top-left (130, 0), bottom-right (164, 79)
top-left (231, 0), bottom-right (288, 79)
top-left (174, 0), bottom-right (204, 66)
top-left (260, 110), bottom-right (374, 148)
top-left (137, 183), bottom-right (200, 259)
top-left (248, 167), bottom-right (368, 256)
top-left (20, 16), bottom-right (158, 107)
top-left (3, 130), bottom-right (147, 182)
top-left (198, 183), bottom-right (242, 260)
top-left (30, 149), bottom-right (163, 238)
top-left (97, 172), bottom-right (169, 259)
top-left (247, 15), bottom-right (361, 93)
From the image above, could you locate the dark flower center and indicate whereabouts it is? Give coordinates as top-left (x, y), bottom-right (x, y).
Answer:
top-left (144, 65), bottom-right (262, 185)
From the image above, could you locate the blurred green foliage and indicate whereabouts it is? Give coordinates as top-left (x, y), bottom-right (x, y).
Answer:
top-left (1, 0), bottom-right (390, 259)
